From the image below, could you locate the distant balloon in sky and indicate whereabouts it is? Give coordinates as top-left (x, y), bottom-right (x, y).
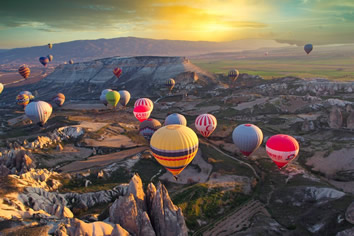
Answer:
top-left (232, 124), bottom-right (263, 156)
top-left (113, 67), bottom-right (122, 79)
top-left (133, 105), bottom-right (151, 122)
top-left (105, 91), bottom-right (120, 108)
top-left (150, 124), bottom-right (199, 177)
top-left (18, 65), bottom-right (30, 79)
top-left (134, 98), bottom-right (154, 111)
top-left (48, 43), bottom-right (53, 49)
top-left (266, 134), bottom-right (299, 169)
top-left (69, 59), bottom-right (74, 64)
top-left (166, 78), bottom-right (175, 92)
top-left (195, 114), bottom-right (217, 137)
top-left (139, 118), bottom-right (161, 141)
top-left (118, 90), bottom-right (130, 107)
top-left (47, 54), bottom-right (53, 62)
top-left (228, 69), bottom-right (239, 81)
top-left (264, 52), bottom-right (269, 56)
top-left (39, 57), bottom-right (49, 67)
top-left (53, 93), bottom-right (65, 107)
top-left (165, 113), bottom-right (187, 126)
top-left (304, 44), bottom-right (313, 54)
top-left (25, 101), bottom-right (52, 127)
top-left (0, 83), bottom-right (4, 94)
top-left (19, 91), bottom-right (35, 101)
top-left (16, 94), bottom-right (30, 108)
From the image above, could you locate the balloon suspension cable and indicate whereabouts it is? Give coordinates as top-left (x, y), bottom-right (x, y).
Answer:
top-left (173, 175), bottom-right (178, 181)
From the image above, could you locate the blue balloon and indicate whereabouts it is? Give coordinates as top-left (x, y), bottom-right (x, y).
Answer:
top-left (164, 113), bottom-right (187, 126)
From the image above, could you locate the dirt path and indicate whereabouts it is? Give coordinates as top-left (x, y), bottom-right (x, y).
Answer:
top-left (202, 200), bottom-right (270, 236)
top-left (59, 146), bottom-right (147, 172)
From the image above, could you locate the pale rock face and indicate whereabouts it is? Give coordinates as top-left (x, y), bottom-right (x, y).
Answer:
top-left (328, 106), bottom-right (343, 128)
top-left (347, 111), bottom-right (354, 129)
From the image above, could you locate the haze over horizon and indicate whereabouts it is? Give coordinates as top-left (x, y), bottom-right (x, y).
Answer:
top-left (1, 0), bottom-right (354, 48)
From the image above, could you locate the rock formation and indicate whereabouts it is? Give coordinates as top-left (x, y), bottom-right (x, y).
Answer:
top-left (345, 202), bottom-right (354, 224)
top-left (328, 106), bottom-right (343, 128)
top-left (347, 111), bottom-right (354, 129)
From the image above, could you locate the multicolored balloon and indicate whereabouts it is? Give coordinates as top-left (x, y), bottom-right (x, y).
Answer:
top-left (118, 90), bottom-right (130, 107)
top-left (139, 118), bottom-right (161, 141)
top-left (195, 114), bottom-right (217, 137)
top-left (53, 93), bottom-right (65, 107)
top-left (304, 44), bottom-right (313, 54)
top-left (39, 57), bottom-right (49, 67)
top-left (0, 83), bottom-right (4, 94)
top-left (232, 124), bottom-right (263, 156)
top-left (105, 91), bottom-right (120, 108)
top-left (266, 134), bottom-right (299, 168)
top-left (228, 69), bottom-right (239, 81)
top-left (19, 91), bottom-right (35, 101)
top-left (133, 105), bottom-right (151, 122)
top-left (25, 101), bottom-right (52, 127)
top-left (150, 125), bottom-right (199, 177)
top-left (113, 67), bottom-right (122, 79)
top-left (165, 113), bottom-right (187, 126)
top-left (16, 94), bottom-right (30, 108)
top-left (134, 98), bottom-right (154, 111)
top-left (47, 55), bottom-right (53, 62)
top-left (48, 43), bottom-right (53, 49)
top-left (18, 65), bottom-right (30, 79)
top-left (69, 59), bottom-right (74, 64)
top-left (166, 78), bottom-right (175, 92)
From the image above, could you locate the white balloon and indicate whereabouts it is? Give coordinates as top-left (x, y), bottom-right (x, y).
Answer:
top-left (25, 101), bottom-right (52, 126)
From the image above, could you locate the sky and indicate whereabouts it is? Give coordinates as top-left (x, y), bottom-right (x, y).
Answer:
top-left (1, 0), bottom-right (354, 48)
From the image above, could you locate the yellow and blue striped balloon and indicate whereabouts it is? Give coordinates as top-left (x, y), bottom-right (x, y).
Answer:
top-left (150, 125), bottom-right (199, 176)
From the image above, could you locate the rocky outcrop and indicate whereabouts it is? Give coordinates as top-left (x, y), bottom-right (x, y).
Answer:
top-left (345, 202), bottom-right (354, 224)
top-left (147, 182), bottom-right (188, 236)
top-left (328, 106), bottom-right (343, 128)
top-left (301, 119), bottom-right (315, 132)
top-left (336, 227), bottom-right (354, 236)
top-left (347, 111), bottom-right (354, 129)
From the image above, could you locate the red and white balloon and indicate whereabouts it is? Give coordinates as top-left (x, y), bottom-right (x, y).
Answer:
top-left (134, 98), bottom-right (154, 111)
top-left (195, 114), bottom-right (217, 137)
top-left (266, 134), bottom-right (299, 169)
top-left (133, 105), bottom-right (151, 122)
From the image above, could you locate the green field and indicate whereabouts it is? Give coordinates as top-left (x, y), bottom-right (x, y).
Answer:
top-left (192, 57), bottom-right (354, 81)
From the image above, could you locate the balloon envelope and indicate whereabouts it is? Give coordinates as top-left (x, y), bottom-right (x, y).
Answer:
top-left (304, 44), bottom-right (313, 54)
top-left (25, 101), bottom-right (52, 126)
top-left (101, 89), bottom-right (112, 96)
top-left (165, 113), bottom-right (187, 126)
top-left (69, 59), bottom-right (74, 64)
top-left (0, 83), bottom-right (4, 94)
top-left (105, 91), bottom-right (120, 107)
top-left (47, 55), bottom-right (53, 62)
top-left (266, 134), bottom-right (299, 168)
top-left (19, 91), bottom-right (34, 101)
top-left (113, 67), bottom-right (122, 79)
top-left (48, 43), bottom-right (53, 49)
top-left (232, 124), bottom-right (263, 156)
top-left (228, 69), bottom-right (239, 81)
top-left (195, 114), bottom-right (217, 137)
top-left (39, 57), bottom-right (49, 66)
top-left (166, 78), bottom-right (175, 92)
top-left (133, 105), bottom-right (151, 122)
top-left (118, 90), bottom-right (131, 107)
top-left (16, 94), bottom-right (30, 108)
top-left (134, 98), bottom-right (154, 111)
top-left (18, 65), bottom-right (30, 79)
top-left (53, 93), bottom-right (65, 107)
top-left (150, 125), bottom-right (199, 176)
top-left (139, 118), bottom-right (162, 141)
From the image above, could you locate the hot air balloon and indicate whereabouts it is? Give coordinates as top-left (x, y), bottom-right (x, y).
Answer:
top-left (48, 43), bottom-right (53, 49)
top-left (19, 91), bottom-right (35, 101)
top-left (266, 134), bottom-right (299, 168)
top-left (47, 55), bottom-right (53, 62)
top-left (113, 67), bottom-right (122, 79)
top-left (69, 59), bottom-right (74, 64)
top-left (165, 113), bottom-right (187, 126)
top-left (105, 91), bottom-right (120, 108)
top-left (134, 98), bottom-right (154, 111)
top-left (166, 78), bottom-right (175, 92)
top-left (118, 90), bottom-right (130, 107)
top-left (195, 114), bottom-right (217, 137)
top-left (100, 89), bottom-right (112, 106)
top-left (133, 105), bottom-right (151, 122)
top-left (232, 124), bottom-right (263, 156)
top-left (39, 57), bottom-right (49, 67)
top-left (18, 65), bottom-right (30, 79)
top-left (228, 69), bottom-right (239, 81)
top-left (16, 94), bottom-right (30, 108)
top-left (150, 125), bottom-right (199, 177)
top-left (0, 83), bottom-right (3, 94)
top-left (25, 101), bottom-right (52, 127)
top-left (139, 118), bottom-right (162, 141)
top-left (264, 52), bottom-right (269, 56)
top-left (304, 44), bottom-right (313, 54)
top-left (53, 93), bottom-right (65, 107)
